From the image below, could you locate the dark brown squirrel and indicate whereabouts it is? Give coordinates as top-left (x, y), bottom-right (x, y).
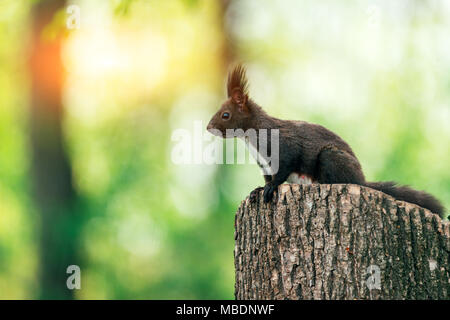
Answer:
top-left (207, 64), bottom-right (445, 217)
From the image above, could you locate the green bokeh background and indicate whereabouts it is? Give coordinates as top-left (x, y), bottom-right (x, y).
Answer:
top-left (0, 0), bottom-right (449, 299)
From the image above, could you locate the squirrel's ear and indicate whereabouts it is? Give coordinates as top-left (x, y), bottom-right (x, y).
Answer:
top-left (231, 88), bottom-right (246, 105)
top-left (227, 64), bottom-right (249, 112)
top-left (231, 88), bottom-right (249, 112)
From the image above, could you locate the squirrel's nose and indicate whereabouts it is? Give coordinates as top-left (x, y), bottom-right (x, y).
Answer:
top-left (207, 122), bottom-right (213, 131)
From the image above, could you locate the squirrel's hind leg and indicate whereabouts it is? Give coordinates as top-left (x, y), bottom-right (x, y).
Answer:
top-left (316, 146), bottom-right (365, 185)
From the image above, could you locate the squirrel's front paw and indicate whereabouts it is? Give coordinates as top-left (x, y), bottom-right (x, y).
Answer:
top-left (263, 184), bottom-right (276, 203)
top-left (249, 187), bottom-right (264, 203)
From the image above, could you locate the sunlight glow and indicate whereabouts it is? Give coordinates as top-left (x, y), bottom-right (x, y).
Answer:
top-left (63, 2), bottom-right (168, 120)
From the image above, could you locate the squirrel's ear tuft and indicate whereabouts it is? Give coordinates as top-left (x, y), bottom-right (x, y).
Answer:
top-left (227, 64), bottom-right (249, 104)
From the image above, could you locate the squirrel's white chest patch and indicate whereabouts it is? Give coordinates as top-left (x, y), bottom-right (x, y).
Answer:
top-left (286, 172), bottom-right (313, 185)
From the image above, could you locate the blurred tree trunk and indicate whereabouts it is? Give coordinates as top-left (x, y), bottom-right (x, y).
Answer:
top-left (235, 184), bottom-right (450, 300)
top-left (218, 0), bottom-right (234, 72)
top-left (29, 0), bottom-right (79, 299)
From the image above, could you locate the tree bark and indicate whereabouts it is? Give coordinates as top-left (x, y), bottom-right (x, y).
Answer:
top-left (234, 184), bottom-right (450, 300)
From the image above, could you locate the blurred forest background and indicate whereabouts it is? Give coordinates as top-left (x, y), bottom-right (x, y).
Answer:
top-left (0, 0), bottom-right (449, 299)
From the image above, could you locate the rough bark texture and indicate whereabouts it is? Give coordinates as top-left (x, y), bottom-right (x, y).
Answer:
top-left (234, 184), bottom-right (450, 300)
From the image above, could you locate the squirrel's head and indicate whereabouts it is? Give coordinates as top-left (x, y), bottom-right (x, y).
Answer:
top-left (207, 64), bottom-right (251, 137)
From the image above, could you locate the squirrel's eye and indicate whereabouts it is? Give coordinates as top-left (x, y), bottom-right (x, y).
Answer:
top-left (222, 112), bottom-right (230, 120)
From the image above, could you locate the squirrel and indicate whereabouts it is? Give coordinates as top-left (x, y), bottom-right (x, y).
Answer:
top-left (207, 64), bottom-right (445, 217)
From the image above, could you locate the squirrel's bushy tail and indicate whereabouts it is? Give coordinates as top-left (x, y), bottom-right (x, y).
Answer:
top-left (365, 181), bottom-right (445, 217)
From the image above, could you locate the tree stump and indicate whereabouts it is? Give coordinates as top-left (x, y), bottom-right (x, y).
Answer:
top-left (234, 184), bottom-right (450, 300)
